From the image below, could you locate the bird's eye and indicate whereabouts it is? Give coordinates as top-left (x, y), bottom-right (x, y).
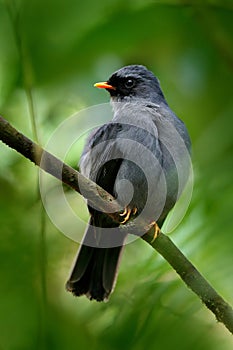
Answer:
top-left (124, 78), bottom-right (135, 89)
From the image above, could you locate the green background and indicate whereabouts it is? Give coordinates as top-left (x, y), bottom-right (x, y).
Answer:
top-left (0, 1), bottom-right (233, 349)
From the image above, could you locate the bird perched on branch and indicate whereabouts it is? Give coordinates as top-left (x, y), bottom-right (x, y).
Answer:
top-left (66, 65), bottom-right (191, 301)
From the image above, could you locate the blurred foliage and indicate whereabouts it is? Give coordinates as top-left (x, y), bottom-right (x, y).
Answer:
top-left (0, 0), bottom-right (233, 349)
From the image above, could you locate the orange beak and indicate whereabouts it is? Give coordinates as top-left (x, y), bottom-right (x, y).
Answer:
top-left (94, 82), bottom-right (116, 90)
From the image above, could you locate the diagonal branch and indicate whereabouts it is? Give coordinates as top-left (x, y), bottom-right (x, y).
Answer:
top-left (1, 115), bottom-right (233, 334)
top-left (0, 115), bottom-right (121, 221)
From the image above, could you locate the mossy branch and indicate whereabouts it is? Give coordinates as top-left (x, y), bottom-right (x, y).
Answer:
top-left (1, 115), bottom-right (233, 334)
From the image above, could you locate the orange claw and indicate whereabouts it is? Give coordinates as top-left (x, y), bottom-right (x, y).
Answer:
top-left (150, 221), bottom-right (160, 243)
top-left (119, 206), bottom-right (138, 224)
top-left (132, 207), bottom-right (138, 215)
top-left (119, 207), bottom-right (132, 224)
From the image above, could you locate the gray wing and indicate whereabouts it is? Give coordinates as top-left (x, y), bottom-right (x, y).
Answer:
top-left (80, 119), bottom-right (164, 223)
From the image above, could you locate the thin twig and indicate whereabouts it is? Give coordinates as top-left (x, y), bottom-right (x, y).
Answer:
top-left (143, 228), bottom-right (233, 334)
top-left (0, 115), bottom-right (233, 334)
top-left (0, 115), bottom-right (122, 220)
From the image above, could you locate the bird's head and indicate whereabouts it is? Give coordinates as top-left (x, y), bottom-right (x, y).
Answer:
top-left (94, 65), bottom-right (166, 105)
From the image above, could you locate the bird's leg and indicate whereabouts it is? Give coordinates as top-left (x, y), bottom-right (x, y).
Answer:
top-left (119, 206), bottom-right (137, 224)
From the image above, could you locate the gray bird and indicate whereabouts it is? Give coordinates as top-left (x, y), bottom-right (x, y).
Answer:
top-left (66, 65), bottom-right (191, 301)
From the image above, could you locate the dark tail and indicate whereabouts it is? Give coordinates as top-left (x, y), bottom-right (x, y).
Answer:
top-left (66, 221), bottom-right (125, 301)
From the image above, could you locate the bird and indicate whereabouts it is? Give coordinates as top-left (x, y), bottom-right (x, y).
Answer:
top-left (66, 64), bottom-right (191, 301)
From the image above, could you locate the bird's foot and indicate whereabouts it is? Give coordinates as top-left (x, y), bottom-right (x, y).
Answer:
top-left (119, 206), bottom-right (137, 224)
top-left (150, 221), bottom-right (161, 243)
